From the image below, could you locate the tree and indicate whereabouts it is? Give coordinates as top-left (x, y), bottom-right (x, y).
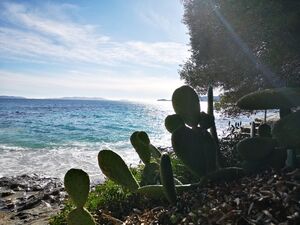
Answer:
top-left (180, 0), bottom-right (300, 114)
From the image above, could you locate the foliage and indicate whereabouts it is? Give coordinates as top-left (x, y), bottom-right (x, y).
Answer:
top-left (181, 0), bottom-right (300, 113)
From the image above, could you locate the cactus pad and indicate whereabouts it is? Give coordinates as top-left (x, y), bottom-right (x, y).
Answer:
top-left (258, 123), bottom-right (272, 137)
top-left (268, 148), bottom-right (287, 169)
top-left (130, 131), bottom-right (151, 164)
top-left (273, 111), bottom-right (300, 148)
top-left (172, 85), bottom-right (200, 127)
top-left (67, 208), bottom-right (95, 225)
top-left (165, 114), bottom-right (185, 133)
top-left (136, 185), bottom-right (165, 199)
top-left (140, 162), bottom-right (160, 186)
top-left (98, 150), bottom-right (139, 191)
top-left (172, 126), bottom-right (215, 177)
top-left (160, 153), bottom-right (177, 204)
top-left (64, 169), bottom-right (90, 208)
top-left (198, 112), bottom-right (214, 129)
top-left (237, 137), bottom-right (276, 161)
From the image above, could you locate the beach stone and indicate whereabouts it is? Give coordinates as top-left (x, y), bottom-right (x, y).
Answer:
top-left (0, 174), bottom-right (65, 225)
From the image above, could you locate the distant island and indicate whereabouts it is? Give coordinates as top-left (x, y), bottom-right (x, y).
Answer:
top-left (0, 96), bottom-right (106, 101)
top-left (157, 96), bottom-right (220, 102)
top-left (0, 96), bottom-right (26, 99)
top-left (54, 97), bottom-right (106, 101)
top-left (157, 99), bottom-right (171, 101)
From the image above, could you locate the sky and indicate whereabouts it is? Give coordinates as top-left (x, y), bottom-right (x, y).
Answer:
top-left (0, 0), bottom-right (190, 100)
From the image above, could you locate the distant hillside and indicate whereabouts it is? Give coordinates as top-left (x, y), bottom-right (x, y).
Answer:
top-left (0, 96), bottom-right (26, 99)
top-left (55, 97), bottom-right (106, 101)
top-left (0, 96), bottom-right (107, 101)
top-left (157, 99), bottom-right (171, 101)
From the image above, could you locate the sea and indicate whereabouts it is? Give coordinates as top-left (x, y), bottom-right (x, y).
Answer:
top-left (0, 99), bottom-right (264, 182)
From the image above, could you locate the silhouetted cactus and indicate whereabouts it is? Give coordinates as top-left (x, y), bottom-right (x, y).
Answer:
top-left (98, 150), bottom-right (139, 192)
top-left (64, 169), bottom-right (96, 225)
top-left (237, 137), bottom-right (276, 161)
top-left (258, 123), bottom-right (272, 137)
top-left (172, 126), bottom-right (216, 178)
top-left (273, 111), bottom-right (300, 148)
top-left (130, 131), bottom-right (161, 164)
top-left (198, 112), bottom-right (214, 129)
top-left (160, 153), bottom-right (177, 204)
top-left (165, 114), bottom-right (185, 133)
top-left (268, 148), bottom-right (287, 169)
top-left (207, 86), bottom-right (222, 167)
top-left (207, 86), bottom-right (218, 143)
top-left (172, 85), bottom-right (200, 127)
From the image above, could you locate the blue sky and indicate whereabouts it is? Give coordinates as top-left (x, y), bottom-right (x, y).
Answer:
top-left (0, 0), bottom-right (189, 100)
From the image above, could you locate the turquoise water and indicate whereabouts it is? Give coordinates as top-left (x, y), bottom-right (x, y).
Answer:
top-left (0, 99), bottom-right (257, 181)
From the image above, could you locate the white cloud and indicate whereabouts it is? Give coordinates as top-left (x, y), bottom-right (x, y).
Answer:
top-left (0, 1), bottom-right (189, 67)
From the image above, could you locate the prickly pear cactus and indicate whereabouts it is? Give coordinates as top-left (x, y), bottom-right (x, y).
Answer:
top-left (268, 148), bottom-right (287, 169)
top-left (172, 85), bottom-right (200, 127)
top-left (64, 169), bottom-right (90, 208)
top-left (165, 114), bottom-right (185, 133)
top-left (273, 111), bottom-right (300, 148)
top-left (98, 150), bottom-right (139, 191)
top-left (160, 153), bottom-right (177, 204)
top-left (258, 123), bottom-right (272, 137)
top-left (198, 112), bottom-right (214, 129)
top-left (172, 126), bottom-right (216, 178)
top-left (140, 162), bottom-right (160, 186)
top-left (67, 208), bottom-right (95, 225)
top-left (149, 144), bottom-right (162, 159)
top-left (64, 169), bottom-right (96, 225)
top-left (130, 131), bottom-right (151, 164)
top-left (237, 137), bottom-right (276, 161)
top-left (136, 185), bottom-right (165, 199)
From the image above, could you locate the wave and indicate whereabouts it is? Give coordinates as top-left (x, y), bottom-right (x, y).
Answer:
top-left (0, 141), bottom-right (142, 182)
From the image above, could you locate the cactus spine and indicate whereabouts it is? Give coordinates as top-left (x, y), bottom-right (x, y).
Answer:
top-left (160, 153), bottom-right (177, 204)
top-left (64, 169), bottom-right (95, 225)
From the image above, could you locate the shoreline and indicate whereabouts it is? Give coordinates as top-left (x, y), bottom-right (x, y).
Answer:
top-left (0, 174), bottom-right (64, 225)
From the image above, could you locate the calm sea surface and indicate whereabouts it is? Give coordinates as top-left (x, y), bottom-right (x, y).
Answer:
top-left (0, 99), bottom-right (261, 181)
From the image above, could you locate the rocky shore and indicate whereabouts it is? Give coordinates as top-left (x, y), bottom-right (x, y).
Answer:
top-left (0, 174), bottom-right (65, 225)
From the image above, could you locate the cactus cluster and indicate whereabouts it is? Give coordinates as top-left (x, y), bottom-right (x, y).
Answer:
top-left (166, 85), bottom-right (218, 178)
top-left (236, 124), bottom-right (287, 173)
top-left (97, 130), bottom-right (163, 192)
top-left (236, 87), bottom-right (300, 171)
top-left (273, 111), bottom-right (300, 167)
top-left (64, 169), bottom-right (95, 225)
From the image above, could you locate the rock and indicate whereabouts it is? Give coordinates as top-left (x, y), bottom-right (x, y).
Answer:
top-left (0, 174), bottom-right (65, 225)
top-left (0, 191), bottom-right (15, 198)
